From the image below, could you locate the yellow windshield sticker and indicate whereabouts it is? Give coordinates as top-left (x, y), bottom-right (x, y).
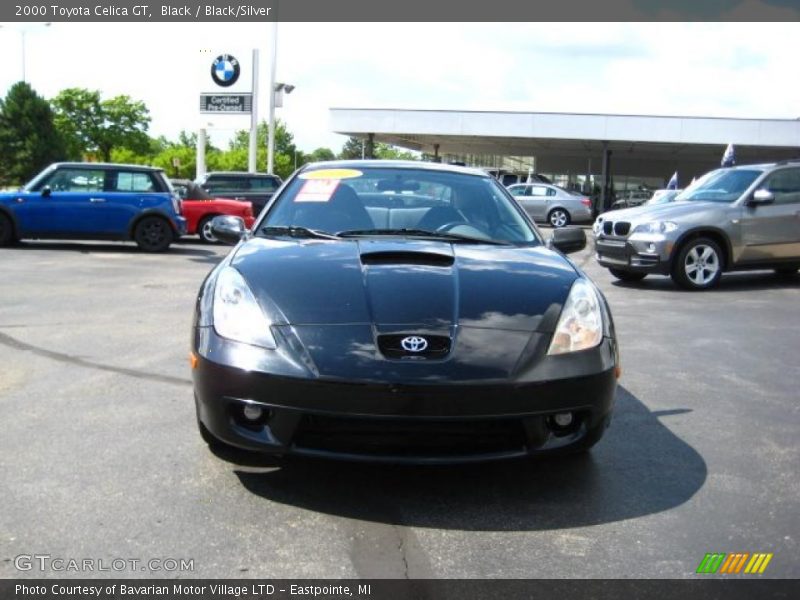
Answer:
top-left (298, 169), bottom-right (362, 180)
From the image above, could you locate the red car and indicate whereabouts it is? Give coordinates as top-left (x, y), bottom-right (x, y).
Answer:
top-left (171, 179), bottom-right (255, 243)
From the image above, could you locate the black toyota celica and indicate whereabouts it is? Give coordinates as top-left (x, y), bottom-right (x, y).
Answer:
top-left (191, 160), bottom-right (619, 463)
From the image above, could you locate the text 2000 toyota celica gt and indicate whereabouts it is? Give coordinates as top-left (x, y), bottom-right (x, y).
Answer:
top-left (191, 161), bottom-right (619, 463)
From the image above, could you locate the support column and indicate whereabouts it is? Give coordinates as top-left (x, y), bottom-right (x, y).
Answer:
top-left (601, 142), bottom-right (612, 212)
top-left (365, 133), bottom-right (375, 159)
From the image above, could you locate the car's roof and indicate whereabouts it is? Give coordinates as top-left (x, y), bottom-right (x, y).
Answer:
top-left (725, 162), bottom-right (800, 171)
top-left (301, 159), bottom-right (491, 177)
top-left (49, 162), bottom-right (163, 172)
top-left (203, 171), bottom-right (281, 177)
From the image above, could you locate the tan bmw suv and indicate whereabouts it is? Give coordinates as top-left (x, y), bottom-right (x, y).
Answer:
top-left (593, 160), bottom-right (800, 290)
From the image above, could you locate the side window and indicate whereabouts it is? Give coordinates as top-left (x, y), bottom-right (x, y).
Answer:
top-left (547, 188), bottom-right (557, 197)
top-left (531, 186), bottom-right (548, 197)
top-left (43, 169), bottom-right (105, 192)
top-left (763, 168), bottom-right (800, 205)
top-left (249, 177), bottom-right (279, 192)
top-left (509, 186), bottom-right (526, 196)
top-left (113, 171), bottom-right (156, 192)
top-left (206, 177), bottom-right (247, 193)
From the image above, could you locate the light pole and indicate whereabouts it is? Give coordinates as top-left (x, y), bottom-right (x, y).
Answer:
top-left (265, 21), bottom-right (295, 175)
top-left (267, 82), bottom-right (294, 174)
top-left (0, 23), bottom-right (51, 83)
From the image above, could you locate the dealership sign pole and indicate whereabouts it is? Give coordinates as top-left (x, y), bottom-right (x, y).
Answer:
top-left (248, 49), bottom-right (260, 172)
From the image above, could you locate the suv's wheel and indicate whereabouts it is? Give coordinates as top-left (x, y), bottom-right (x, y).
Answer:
top-left (672, 237), bottom-right (723, 290)
top-left (198, 216), bottom-right (219, 244)
top-left (134, 217), bottom-right (172, 252)
top-left (609, 268), bottom-right (647, 282)
top-left (0, 213), bottom-right (14, 246)
top-left (548, 208), bottom-right (570, 228)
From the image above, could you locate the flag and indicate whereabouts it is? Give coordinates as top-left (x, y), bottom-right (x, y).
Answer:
top-left (667, 171), bottom-right (679, 190)
top-left (721, 144), bottom-right (735, 167)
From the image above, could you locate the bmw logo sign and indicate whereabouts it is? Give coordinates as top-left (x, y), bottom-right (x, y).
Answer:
top-left (211, 54), bottom-right (240, 87)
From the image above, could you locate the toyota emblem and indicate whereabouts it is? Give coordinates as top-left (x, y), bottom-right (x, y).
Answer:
top-left (400, 336), bottom-right (428, 353)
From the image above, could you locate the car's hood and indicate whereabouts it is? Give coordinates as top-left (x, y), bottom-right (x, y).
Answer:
top-left (224, 237), bottom-right (582, 382)
top-left (231, 238), bottom-right (577, 330)
top-left (187, 197), bottom-right (249, 209)
top-left (598, 200), bottom-right (726, 225)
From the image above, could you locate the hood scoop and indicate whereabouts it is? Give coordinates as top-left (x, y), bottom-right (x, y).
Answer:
top-left (360, 251), bottom-right (454, 267)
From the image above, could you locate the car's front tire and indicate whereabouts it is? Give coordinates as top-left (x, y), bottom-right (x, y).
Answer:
top-left (0, 213), bottom-right (15, 246)
top-left (198, 216), bottom-right (219, 244)
top-left (671, 237), bottom-right (723, 290)
top-left (134, 216), bottom-right (173, 252)
top-left (609, 268), bottom-right (647, 282)
top-left (548, 208), bottom-right (570, 228)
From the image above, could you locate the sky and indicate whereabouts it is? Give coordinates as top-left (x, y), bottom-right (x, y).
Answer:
top-left (1, 21), bottom-right (799, 155)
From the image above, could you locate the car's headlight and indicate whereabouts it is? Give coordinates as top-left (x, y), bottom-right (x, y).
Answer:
top-left (632, 221), bottom-right (678, 234)
top-left (547, 279), bottom-right (603, 355)
top-left (213, 266), bottom-right (277, 349)
top-left (592, 218), bottom-right (602, 235)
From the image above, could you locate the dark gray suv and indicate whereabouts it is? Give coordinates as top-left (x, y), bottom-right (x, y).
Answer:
top-left (593, 160), bottom-right (800, 290)
top-left (196, 172), bottom-right (282, 216)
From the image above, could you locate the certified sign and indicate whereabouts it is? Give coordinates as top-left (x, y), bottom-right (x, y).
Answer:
top-left (210, 54), bottom-right (240, 87)
top-left (199, 93), bottom-right (253, 113)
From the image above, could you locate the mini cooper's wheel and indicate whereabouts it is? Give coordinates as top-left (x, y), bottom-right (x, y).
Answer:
top-left (548, 208), bottom-right (570, 228)
top-left (0, 213), bottom-right (14, 246)
top-left (134, 216), bottom-right (172, 252)
top-left (608, 268), bottom-right (647, 282)
top-left (198, 216), bottom-right (219, 244)
top-left (672, 237), bottom-right (723, 290)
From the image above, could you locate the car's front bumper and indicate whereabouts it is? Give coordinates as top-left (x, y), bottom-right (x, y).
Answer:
top-left (594, 232), bottom-right (676, 274)
top-left (174, 216), bottom-right (188, 237)
top-left (192, 331), bottom-right (618, 463)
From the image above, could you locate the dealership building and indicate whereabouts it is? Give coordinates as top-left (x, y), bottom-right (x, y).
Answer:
top-left (330, 108), bottom-right (800, 207)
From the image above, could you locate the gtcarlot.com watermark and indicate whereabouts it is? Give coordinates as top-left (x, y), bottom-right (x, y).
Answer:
top-left (14, 554), bottom-right (194, 573)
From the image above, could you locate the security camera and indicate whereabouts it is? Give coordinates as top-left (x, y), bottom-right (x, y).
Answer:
top-left (284, 84), bottom-right (295, 94)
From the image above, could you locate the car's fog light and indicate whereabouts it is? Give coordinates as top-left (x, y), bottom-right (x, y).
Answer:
top-left (553, 412), bottom-right (573, 427)
top-left (646, 243), bottom-right (656, 253)
top-left (242, 404), bottom-right (264, 421)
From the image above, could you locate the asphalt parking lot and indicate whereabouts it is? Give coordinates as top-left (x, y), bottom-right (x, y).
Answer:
top-left (0, 233), bottom-right (798, 579)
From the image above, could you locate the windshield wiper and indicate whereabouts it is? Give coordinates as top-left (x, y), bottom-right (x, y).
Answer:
top-left (260, 226), bottom-right (340, 240)
top-left (337, 228), bottom-right (509, 245)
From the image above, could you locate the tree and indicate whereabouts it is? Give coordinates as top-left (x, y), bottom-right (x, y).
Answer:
top-left (374, 143), bottom-right (419, 161)
top-left (51, 88), bottom-right (151, 162)
top-left (339, 136), bottom-right (364, 160)
top-left (307, 147), bottom-right (336, 163)
top-left (227, 119), bottom-right (300, 179)
top-left (0, 82), bottom-right (66, 186)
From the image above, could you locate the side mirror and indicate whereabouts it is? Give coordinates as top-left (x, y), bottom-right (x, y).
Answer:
top-left (41, 186), bottom-right (52, 198)
top-left (750, 189), bottom-right (774, 205)
top-left (548, 226), bottom-right (587, 254)
top-left (211, 215), bottom-right (246, 245)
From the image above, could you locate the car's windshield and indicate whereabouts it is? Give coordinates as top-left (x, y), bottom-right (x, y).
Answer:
top-left (676, 169), bottom-right (763, 203)
top-left (260, 167), bottom-right (540, 245)
top-left (647, 190), bottom-right (680, 205)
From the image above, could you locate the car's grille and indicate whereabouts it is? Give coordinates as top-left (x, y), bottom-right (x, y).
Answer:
top-left (603, 221), bottom-right (613, 235)
top-left (613, 222), bottom-right (631, 236)
top-left (377, 334), bottom-right (451, 360)
top-left (293, 415), bottom-right (527, 458)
